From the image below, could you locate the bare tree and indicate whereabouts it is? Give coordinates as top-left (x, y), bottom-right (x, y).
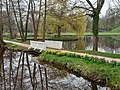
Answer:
top-left (5, 0), bottom-right (13, 39)
top-left (30, 0), bottom-right (42, 40)
top-left (0, 47), bottom-right (4, 77)
top-left (36, 0), bottom-right (42, 39)
top-left (7, 0), bottom-right (43, 41)
top-left (42, 0), bottom-right (47, 41)
top-left (24, 0), bottom-right (31, 40)
top-left (106, 0), bottom-right (120, 30)
top-left (10, 0), bottom-right (24, 41)
top-left (111, 0), bottom-right (120, 10)
top-left (17, 0), bottom-right (25, 40)
top-left (30, 0), bottom-right (36, 40)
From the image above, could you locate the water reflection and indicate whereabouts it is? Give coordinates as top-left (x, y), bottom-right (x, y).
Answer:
top-left (0, 49), bottom-right (48, 90)
top-left (0, 49), bottom-right (110, 90)
top-left (63, 36), bottom-right (120, 54)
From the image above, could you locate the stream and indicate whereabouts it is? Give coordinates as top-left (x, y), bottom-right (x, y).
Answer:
top-left (0, 49), bottom-right (111, 90)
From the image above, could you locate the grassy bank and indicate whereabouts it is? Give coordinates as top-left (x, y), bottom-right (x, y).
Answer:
top-left (73, 50), bottom-right (120, 58)
top-left (46, 36), bottom-right (78, 41)
top-left (111, 26), bottom-right (120, 33)
top-left (5, 43), bottom-right (28, 51)
top-left (85, 32), bottom-right (120, 36)
top-left (50, 32), bottom-right (120, 36)
top-left (38, 50), bottom-right (120, 89)
top-left (111, 36), bottom-right (120, 41)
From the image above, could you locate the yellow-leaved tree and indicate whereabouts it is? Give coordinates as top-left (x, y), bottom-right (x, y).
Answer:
top-left (39, 15), bottom-right (71, 38)
top-left (67, 8), bottom-right (87, 38)
top-left (38, 0), bottom-right (87, 39)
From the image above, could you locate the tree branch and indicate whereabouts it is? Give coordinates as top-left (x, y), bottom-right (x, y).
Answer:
top-left (97, 0), bottom-right (105, 12)
top-left (72, 6), bottom-right (93, 12)
top-left (86, 0), bottom-right (95, 11)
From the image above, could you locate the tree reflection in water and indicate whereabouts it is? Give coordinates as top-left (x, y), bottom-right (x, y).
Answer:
top-left (63, 36), bottom-right (120, 54)
top-left (0, 50), bottom-right (48, 90)
top-left (0, 49), bottom-right (110, 90)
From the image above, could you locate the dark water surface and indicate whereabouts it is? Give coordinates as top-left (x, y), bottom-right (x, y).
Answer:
top-left (63, 36), bottom-right (120, 54)
top-left (0, 49), bottom-right (111, 90)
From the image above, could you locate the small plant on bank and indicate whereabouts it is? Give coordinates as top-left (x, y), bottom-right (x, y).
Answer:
top-left (46, 50), bottom-right (106, 64)
top-left (73, 50), bottom-right (120, 58)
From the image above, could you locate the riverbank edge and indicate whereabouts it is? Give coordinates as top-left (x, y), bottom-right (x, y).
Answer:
top-left (38, 51), bottom-right (120, 89)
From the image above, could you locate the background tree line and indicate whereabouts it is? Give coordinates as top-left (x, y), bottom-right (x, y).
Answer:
top-left (0, 0), bottom-right (86, 41)
top-left (87, 0), bottom-right (120, 32)
top-left (0, 0), bottom-right (119, 51)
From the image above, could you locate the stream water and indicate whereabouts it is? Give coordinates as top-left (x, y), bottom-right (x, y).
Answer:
top-left (0, 48), bottom-right (111, 90)
top-left (63, 36), bottom-right (120, 54)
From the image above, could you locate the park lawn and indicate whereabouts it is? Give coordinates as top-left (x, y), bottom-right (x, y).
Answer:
top-left (111, 26), bottom-right (120, 33)
top-left (72, 50), bottom-right (120, 58)
top-left (85, 32), bottom-right (120, 36)
top-left (46, 35), bottom-right (78, 41)
top-left (50, 32), bottom-right (120, 36)
top-left (111, 36), bottom-right (120, 41)
top-left (39, 51), bottom-right (120, 89)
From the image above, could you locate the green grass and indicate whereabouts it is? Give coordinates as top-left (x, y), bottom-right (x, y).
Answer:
top-left (39, 52), bottom-right (120, 88)
top-left (111, 26), bottom-right (120, 33)
top-left (3, 32), bottom-right (120, 42)
top-left (99, 32), bottom-right (120, 36)
top-left (53, 32), bottom-right (120, 36)
top-left (53, 32), bottom-right (76, 36)
top-left (72, 50), bottom-right (120, 58)
top-left (111, 36), bottom-right (120, 41)
top-left (5, 43), bottom-right (28, 51)
top-left (85, 32), bottom-right (120, 36)
top-left (46, 36), bottom-right (78, 41)
top-left (4, 38), bottom-right (30, 44)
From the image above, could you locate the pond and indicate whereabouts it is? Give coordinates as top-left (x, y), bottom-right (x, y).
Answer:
top-left (63, 36), bottom-right (120, 54)
top-left (0, 49), bottom-right (110, 90)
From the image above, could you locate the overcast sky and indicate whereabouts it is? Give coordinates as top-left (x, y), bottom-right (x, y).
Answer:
top-left (73, 0), bottom-right (110, 16)
top-left (101, 0), bottom-right (109, 16)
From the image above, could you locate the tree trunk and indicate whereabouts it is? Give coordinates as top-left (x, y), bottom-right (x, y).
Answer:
top-left (24, 0), bottom-right (31, 40)
top-left (6, 0), bottom-right (13, 39)
top-left (0, 47), bottom-right (4, 77)
top-left (92, 13), bottom-right (99, 51)
top-left (30, 0), bottom-right (37, 40)
top-left (0, 32), bottom-right (4, 47)
top-left (42, 0), bottom-right (47, 42)
top-left (85, 0), bottom-right (104, 51)
top-left (35, 0), bottom-right (42, 40)
top-left (0, 0), bottom-right (5, 47)
top-left (92, 36), bottom-right (98, 51)
top-left (10, 0), bottom-right (24, 41)
top-left (57, 26), bottom-right (61, 38)
top-left (18, 0), bottom-right (25, 41)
